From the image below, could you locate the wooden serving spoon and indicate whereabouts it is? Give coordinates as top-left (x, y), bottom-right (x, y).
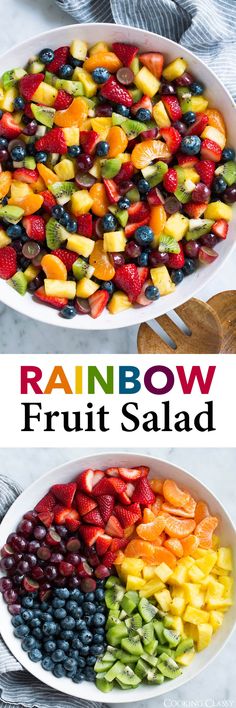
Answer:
top-left (207, 291), bottom-right (236, 353)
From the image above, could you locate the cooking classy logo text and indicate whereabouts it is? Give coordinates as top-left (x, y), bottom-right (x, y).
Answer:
top-left (20, 364), bottom-right (216, 434)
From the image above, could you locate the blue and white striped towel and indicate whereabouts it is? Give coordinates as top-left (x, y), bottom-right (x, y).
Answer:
top-left (55, 0), bottom-right (236, 99)
top-left (0, 476), bottom-right (101, 708)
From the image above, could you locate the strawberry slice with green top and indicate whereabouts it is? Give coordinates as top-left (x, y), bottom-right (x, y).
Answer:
top-left (51, 482), bottom-right (76, 508)
top-left (101, 76), bottom-right (132, 107)
top-left (112, 42), bottom-right (138, 67)
top-left (19, 73), bottom-right (44, 100)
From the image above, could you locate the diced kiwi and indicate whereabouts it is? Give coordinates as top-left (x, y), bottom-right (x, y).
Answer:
top-left (49, 181), bottom-right (76, 205)
top-left (179, 95), bottom-right (192, 113)
top-left (96, 676), bottom-right (114, 692)
top-left (28, 60), bottom-right (45, 74)
top-left (116, 650), bottom-right (138, 664)
top-left (31, 103), bottom-right (56, 128)
top-left (156, 645), bottom-right (175, 658)
top-left (46, 218), bottom-right (69, 249)
top-left (109, 205), bottom-right (129, 228)
top-left (106, 575), bottom-right (122, 589)
top-left (147, 161), bottom-right (168, 187)
top-left (185, 218), bottom-right (214, 241)
top-left (175, 638), bottom-right (194, 658)
top-left (2, 67), bottom-right (26, 90)
top-left (23, 156), bottom-right (36, 169)
top-left (105, 584), bottom-right (125, 610)
top-left (106, 623), bottom-right (128, 646)
top-left (126, 186), bottom-right (140, 203)
top-left (112, 112), bottom-right (127, 126)
top-left (215, 160), bottom-right (236, 186)
top-left (163, 614), bottom-right (174, 629)
top-left (106, 609), bottom-right (121, 630)
top-left (129, 87), bottom-right (142, 103)
top-left (157, 652), bottom-right (182, 679)
top-left (121, 591), bottom-right (139, 615)
top-left (159, 235), bottom-right (181, 254)
top-left (146, 669), bottom-right (165, 684)
top-left (135, 658), bottom-right (150, 679)
top-left (121, 635), bottom-right (143, 657)
top-left (125, 613), bottom-right (143, 634)
top-left (153, 620), bottom-right (165, 643)
top-left (0, 206), bottom-right (24, 223)
top-left (121, 118), bottom-right (147, 139)
top-left (138, 622), bottom-right (154, 646)
top-left (145, 639), bottom-right (158, 655)
top-left (105, 660), bottom-right (124, 682)
top-left (114, 665), bottom-right (141, 687)
top-left (101, 158), bottom-right (122, 179)
top-left (139, 597), bottom-right (157, 623)
top-left (54, 78), bottom-right (84, 96)
top-left (95, 659), bottom-right (114, 673)
top-left (9, 271), bottom-right (27, 295)
top-left (163, 628), bottom-right (181, 648)
top-left (174, 183), bottom-right (191, 204)
top-left (72, 258), bottom-right (94, 281)
top-left (119, 609), bottom-right (127, 621)
top-left (141, 652), bottom-right (158, 668)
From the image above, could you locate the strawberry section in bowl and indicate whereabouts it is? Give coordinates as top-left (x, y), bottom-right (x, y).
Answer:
top-left (0, 24), bottom-right (235, 330)
top-left (0, 452), bottom-right (235, 702)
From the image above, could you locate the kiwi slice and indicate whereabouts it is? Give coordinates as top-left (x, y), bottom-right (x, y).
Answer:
top-left (147, 161), bottom-right (168, 188)
top-left (141, 652), bottom-right (158, 668)
top-left (153, 620), bottom-right (165, 643)
top-left (126, 186), bottom-right (140, 203)
top-left (2, 67), bottom-right (26, 90)
top-left (179, 95), bottom-right (192, 113)
top-left (163, 628), bottom-right (181, 648)
top-left (121, 591), bottom-right (139, 615)
top-left (121, 118), bottom-right (147, 139)
top-left (0, 205), bottom-right (24, 224)
top-left (215, 161), bottom-right (236, 186)
top-left (9, 271), bottom-right (27, 295)
top-left (116, 650), bottom-right (138, 664)
top-left (175, 638), bottom-right (194, 658)
top-left (145, 639), bottom-right (158, 655)
top-left (101, 158), bottom-right (122, 179)
top-left (106, 623), bottom-right (128, 646)
top-left (49, 181), bottom-right (76, 206)
top-left (96, 676), bottom-right (114, 692)
top-left (135, 658), bottom-right (150, 679)
top-left (138, 622), bottom-right (154, 646)
top-left (174, 183), bottom-right (191, 204)
top-left (72, 258), bottom-right (94, 281)
top-left (125, 613), bottom-right (142, 634)
top-left (119, 609), bottom-right (127, 621)
top-left (31, 103), bottom-right (56, 129)
top-left (105, 660), bottom-right (124, 682)
top-left (95, 659), bottom-right (114, 673)
top-left (105, 584), bottom-right (125, 610)
top-left (54, 78), bottom-right (84, 96)
top-left (121, 635), bottom-right (143, 657)
top-left (28, 60), bottom-right (45, 74)
top-left (139, 597), bottom-right (157, 623)
top-left (112, 112), bottom-right (127, 126)
top-left (114, 665), bottom-right (141, 688)
top-left (156, 645), bottom-right (175, 658)
top-left (109, 205), bottom-right (128, 228)
top-left (102, 649), bottom-right (117, 663)
top-left (106, 609), bottom-right (121, 629)
top-left (105, 575), bottom-right (122, 589)
top-left (147, 668), bottom-right (165, 684)
top-left (23, 156), bottom-right (36, 169)
top-left (44, 71), bottom-right (54, 85)
top-left (159, 235), bottom-right (180, 254)
top-left (185, 218), bottom-right (214, 241)
top-left (157, 652), bottom-right (182, 679)
top-left (46, 218), bottom-right (69, 250)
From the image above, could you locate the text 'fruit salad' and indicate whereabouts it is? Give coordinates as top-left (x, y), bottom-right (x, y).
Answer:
top-left (0, 465), bottom-right (233, 692)
top-left (0, 40), bottom-right (235, 318)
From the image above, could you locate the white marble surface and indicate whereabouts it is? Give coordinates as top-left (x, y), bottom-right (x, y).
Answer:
top-left (0, 0), bottom-right (235, 352)
top-left (0, 446), bottom-right (235, 704)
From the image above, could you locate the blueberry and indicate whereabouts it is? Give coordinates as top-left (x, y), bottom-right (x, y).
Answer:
top-left (76, 620), bottom-right (87, 632)
top-left (52, 600), bottom-right (65, 611)
top-left (32, 628), bottom-right (43, 640)
top-left (0, 137), bottom-right (8, 148)
top-left (14, 625), bottom-right (30, 638)
top-left (85, 667), bottom-right (96, 681)
top-left (64, 657), bottom-right (77, 672)
top-left (101, 280), bottom-right (115, 296)
top-left (135, 225), bottom-right (154, 246)
top-left (171, 268), bottom-right (184, 284)
top-left (213, 176), bottom-right (227, 194)
top-left (114, 103), bottom-right (130, 117)
top-left (182, 258), bottom-right (197, 276)
top-left (183, 111), bottom-right (196, 125)
top-left (57, 639), bottom-right (70, 652)
top-left (35, 151), bottom-right (48, 163)
top-left (70, 589), bottom-right (83, 601)
top-left (92, 67), bottom-right (110, 84)
top-left (55, 588), bottom-right (70, 599)
top-left (52, 649), bottom-right (66, 663)
top-left (11, 145), bottom-right (26, 161)
top-left (80, 629), bottom-right (92, 644)
top-left (93, 633), bottom-right (104, 644)
top-left (59, 64), bottom-right (73, 79)
top-left (27, 143), bottom-right (36, 156)
top-left (135, 108), bottom-right (151, 122)
top-left (102, 213), bottom-right (117, 231)
top-left (14, 96), bottom-right (25, 110)
top-left (66, 600), bottom-right (79, 612)
top-left (92, 644), bottom-right (105, 656)
top-left (21, 636), bottom-right (36, 652)
top-left (11, 616), bottom-right (23, 627)
top-left (96, 604), bottom-right (106, 613)
top-left (85, 592), bottom-right (95, 602)
top-left (137, 250), bottom-right (149, 266)
top-left (67, 217), bottom-right (78, 233)
top-left (7, 223), bottom-right (23, 239)
top-left (42, 656), bottom-right (54, 671)
top-left (96, 140), bottom-right (109, 157)
top-left (221, 147), bottom-right (235, 162)
top-left (86, 655), bottom-right (97, 666)
top-left (30, 617), bottom-right (41, 628)
top-left (83, 601), bottom-right (96, 614)
top-left (42, 621), bottom-right (58, 636)
top-left (21, 609), bottom-right (33, 622)
top-left (69, 649), bottom-right (79, 660)
top-left (80, 645), bottom-right (90, 656)
top-left (53, 663), bottom-right (66, 678)
top-left (118, 196), bottom-right (130, 209)
top-left (72, 637), bottom-right (83, 650)
top-left (95, 588), bottom-right (105, 601)
top-left (145, 284), bottom-right (160, 300)
top-left (44, 640), bottom-right (57, 654)
top-left (75, 657), bottom-right (85, 669)
top-left (68, 144), bottom-right (81, 157)
top-left (138, 178), bottom-right (150, 194)
top-left (61, 629), bottom-right (74, 640)
top-left (72, 672), bottom-right (85, 683)
top-left (61, 616), bottom-right (76, 630)
top-left (53, 608), bottom-right (67, 620)
top-left (29, 648), bottom-right (43, 662)
top-left (59, 212), bottom-right (70, 227)
top-left (69, 57), bottom-right (83, 68)
top-left (92, 612), bottom-right (106, 627)
top-left (41, 613), bottom-right (53, 622)
top-left (181, 135), bottom-right (201, 155)
top-left (51, 205), bottom-right (64, 219)
top-left (191, 81), bottom-right (204, 95)
top-left (22, 596), bottom-right (34, 608)
top-left (95, 627), bottom-right (105, 636)
top-left (39, 48), bottom-right (55, 64)
top-left (59, 303), bottom-right (77, 320)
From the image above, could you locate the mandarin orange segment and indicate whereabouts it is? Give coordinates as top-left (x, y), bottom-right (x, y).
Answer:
top-left (131, 139), bottom-right (170, 168)
top-left (136, 516), bottom-right (166, 541)
top-left (195, 500), bottom-right (210, 525)
top-left (125, 539), bottom-right (155, 559)
top-left (181, 534), bottom-right (199, 556)
top-left (89, 182), bottom-right (108, 216)
top-left (8, 193), bottom-right (44, 215)
top-left (84, 52), bottom-right (122, 73)
top-left (161, 501), bottom-right (195, 518)
top-left (89, 239), bottom-right (115, 280)
top-left (0, 171), bottom-right (12, 199)
top-left (151, 546), bottom-right (177, 569)
top-left (164, 515), bottom-right (196, 539)
top-left (37, 163), bottom-right (58, 187)
top-left (149, 205), bottom-right (166, 237)
top-left (206, 108), bottom-right (226, 136)
top-left (143, 508), bottom-right (156, 523)
top-left (150, 478), bottom-right (163, 494)
top-left (162, 479), bottom-right (191, 509)
top-left (114, 550), bottom-right (125, 564)
top-left (194, 515), bottom-right (218, 549)
top-left (124, 524), bottom-right (135, 538)
top-left (151, 496), bottom-right (163, 515)
top-left (41, 254), bottom-right (67, 281)
top-left (164, 537), bottom-right (184, 558)
top-left (54, 97), bottom-right (88, 128)
top-left (107, 126), bottom-right (128, 158)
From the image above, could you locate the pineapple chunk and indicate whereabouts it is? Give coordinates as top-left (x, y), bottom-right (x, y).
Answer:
top-left (177, 649), bottom-right (195, 666)
top-left (217, 547), bottom-right (232, 571)
top-left (0, 87), bottom-right (18, 112)
top-left (196, 551), bottom-right (217, 576)
top-left (73, 67), bottom-right (97, 97)
top-left (108, 291), bottom-right (132, 314)
top-left (0, 229), bottom-right (11, 248)
top-left (209, 610), bottom-right (224, 632)
top-left (205, 578), bottom-right (224, 603)
top-left (206, 597), bottom-right (233, 611)
top-left (80, 119), bottom-right (92, 131)
top-left (182, 167), bottom-right (200, 184)
top-left (150, 265), bottom-right (175, 296)
top-left (212, 535), bottom-right (220, 550)
top-left (183, 583), bottom-right (205, 608)
top-left (44, 279), bottom-right (76, 299)
top-left (76, 278), bottom-right (99, 298)
top-left (153, 101), bottom-right (171, 128)
top-left (70, 40), bottom-right (88, 61)
top-left (135, 67), bottom-right (160, 98)
top-left (201, 126), bottom-right (226, 149)
top-left (62, 127), bottom-right (80, 146)
top-left (67, 234), bottom-right (95, 258)
top-left (170, 596), bottom-right (186, 616)
top-left (143, 566), bottom-right (156, 581)
top-left (164, 212), bottom-right (189, 240)
top-left (11, 181), bottom-right (32, 200)
top-left (89, 158), bottom-right (101, 179)
top-left (32, 82), bottom-right (58, 106)
top-left (91, 117), bottom-right (112, 139)
top-left (71, 189), bottom-right (93, 216)
top-left (54, 159), bottom-right (75, 181)
top-left (204, 201), bottom-right (232, 221)
top-left (197, 623), bottom-right (213, 651)
top-left (155, 563), bottom-right (173, 583)
top-left (120, 558), bottom-right (144, 580)
top-left (89, 41), bottom-right (110, 56)
top-left (188, 565), bottom-right (205, 583)
top-left (103, 230), bottom-right (126, 252)
top-left (169, 564), bottom-right (188, 586)
top-left (219, 576), bottom-right (233, 598)
top-left (180, 556), bottom-right (195, 569)
top-left (140, 578), bottom-right (165, 598)
top-left (0, 86), bottom-right (4, 103)
top-left (184, 622), bottom-right (198, 641)
top-left (24, 264), bottom-right (40, 283)
top-left (212, 565), bottom-right (229, 577)
top-left (154, 588), bottom-right (172, 611)
top-left (170, 616), bottom-right (185, 635)
top-left (190, 96), bottom-right (208, 112)
top-left (183, 606), bottom-right (209, 625)
top-left (163, 58), bottom-right (187, 81)
top-left (126, 575), bottom-right (146, 591)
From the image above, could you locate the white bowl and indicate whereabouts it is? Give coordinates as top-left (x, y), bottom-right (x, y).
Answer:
top-left (0, 24), bottom-right (235, 330)
top-left (0, 452), bottom-right (235, 702)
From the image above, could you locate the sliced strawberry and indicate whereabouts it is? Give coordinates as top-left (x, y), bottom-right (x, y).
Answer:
top-left (54, 505), bottom-right (79, 525)
top-left (105, 514), bottom-right (124, 538)
top-left (163, 168), bottom-right (178, 193)
top-left (131, 95), bottom-right (153, 116)
top-left (13, 168), bottom-right (39, 184)
top-left (51, 482), bottom-right (76, 508)
top-left (108, 478), bottom-right (128, 495)
top-left (66, 517), bottom-right (80, 532)
top-left (137, 266), bottom-right (149, 288)
top-left (176, 154), bottom-right (200, 167)
top-left (91, 470), bottom-right (105, 487)
top-left (115, 502), bottom-right (141, 528)
top-left (125, 217), bottom-right (149, 238)
top-left (40, 189), bottom-right (57, 213)
top-left (89, 290), bottom-right (109, 319)
top-left (93, 477), bottom-right (126, 496)
top-left (23, 103), bottom-right (34, 119)
top-left (162, 96), bottom-right (182, 121)
top-left (118, 467), bottom-right (142, 481)
top-left (54, 89), bottom-right (72, 110)
top-left (0, 112), bottom-right (22, 139)
top-left (112, 42), bottom-right (138, 67)
top-left (168, 242), bottom-right (185, 269)
top-left (96, 533), bottom-right (112, 556)
top-left (101, 76), bottom-right (132, 107)
top-left (114, 263), bottom-right (142, 303)
top-left (76, 469), bottom-right (94, 494)
top-left (187, 113), bottom-right (208, 136)
top-left (201, 139), bottom-right (222, 163)
top-left (114, 161), bottom-right (134, 184)
top-left (52, 248), bottom-right (78, 271)
top-left (212, 219), bottom-right (228, 239)
top-left (185, 201), bottom-right (208, 218)
top-left (118, 490), bottom-right (131, 505)
top-left (35, 492), bottom-right (55, 513)
top-left (147, 187), bottom-right (165, 207)
top-left (160, 126), bottom-right (182, 153)
top-left (103, 178), bottom-right (120, 203)
top-left (34, 286), bottom-right (67, 309)
top-left (126, 482), bottom-right (135, 497)
top-left (79, 525), bottom-right (104, 547)
top-left (83, 509), bottom-right (104, 526)
top-left (47, 46), bottom-right (69, 74)
top-left (80, 130), bottom-right (99, 155)
top-left (136, 466), bottom-right (149, 477)
top-left (132, 477), bottom-right (156, 505)
top-left (128, 201), bottom-right (150, 222)
top-left (106, 467), bottom-right (119, 477)
top-left (35, 127), bottom-right (67, 154)
top-left (37, 510), bottom-right (54, 528)
top-left (76, 492), bottom-right (97, 516)
top-left (139, 52), bottom-right (164, 79)
top-left (98, 495), bottom-right (114, 523)
top-left (19, 73), bottom-right (44, 100)
top-left (77, 213), bottom-right (93, 237)
top-left (110, 537), bottom-right (128, 552)
top-left (101, 550), bottom-right (117, 567)
top-left (196, 159), bottom-right (215, 187)
top-left (23, 215), bottom-right (46, 242)
top-left (0, 246), bottom-right (17, 279)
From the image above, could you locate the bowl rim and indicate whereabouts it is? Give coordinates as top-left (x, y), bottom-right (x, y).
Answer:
top-left (0, 23), bottom-right (235, 330)
top-left (0, 450), bottom-right (235, 702)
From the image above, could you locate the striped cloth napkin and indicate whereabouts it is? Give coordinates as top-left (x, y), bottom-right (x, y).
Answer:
top-left (0, 476), bottom-right (101, 708)
top-left (54, 0), bottom-right (236, 99)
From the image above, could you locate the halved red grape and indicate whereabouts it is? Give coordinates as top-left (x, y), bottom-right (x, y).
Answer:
top-left (95, 564), bottom-right (110, 579)
top-left (75, 297), bottom-right (91, 315)
top-left (198, 246), bottom-right (218, 264)
top-left (80, 577), bottom-right (96, 593)
top-left (66, 537), bottom-right (81, 553)
top-left (75, 171), bottom-right (96, 188)
top-left (23, 576), bottom-right (39, 592)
